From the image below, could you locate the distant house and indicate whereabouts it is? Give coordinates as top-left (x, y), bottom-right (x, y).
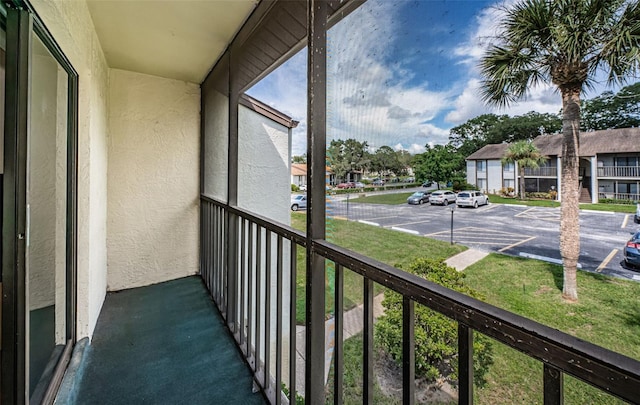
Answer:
top-left (466, 128), bottom-right (640, 203)
top-left (291, 163), bottom-right (335, 187)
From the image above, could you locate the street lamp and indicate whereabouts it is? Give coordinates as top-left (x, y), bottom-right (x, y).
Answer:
top-left (450, 204), bottom-right (456, 245)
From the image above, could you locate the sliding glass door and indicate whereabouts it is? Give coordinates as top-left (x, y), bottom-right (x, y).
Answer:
top-left (2, 4), bottom-right (77, 403)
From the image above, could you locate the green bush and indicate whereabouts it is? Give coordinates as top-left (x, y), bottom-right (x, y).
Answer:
top-left (375, 258), bottom-right (493, 386)
top-left (452, 181), bottom-right (478, 192)
top-left (599, 198), bottom-right (636, 205)
top-left (291, 184), bottom-right (300, 192)
top-left (525, 191), bottom-right (552, 199)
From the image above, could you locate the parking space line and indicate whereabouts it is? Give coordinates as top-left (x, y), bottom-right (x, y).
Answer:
top-left (391, 227), bottom-right (420, 235)
top-left (363, 215), bottom-right (402, 222)
top-left (498, 236), bottom-right (536, 252)
top-left (514, 207), bottom-right (536, 218)
top-left (596, 249), bottom-right (618, 272)
top-left (622, 214), bottom-right (629, 229)
top-left (358, 220), bottom-right (380, 227)
top-left (386, 219), bottom-right (431, 228)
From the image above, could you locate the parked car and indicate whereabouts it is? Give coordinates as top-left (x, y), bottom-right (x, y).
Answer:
top-left (456, 191), bottom-right (489, 208)
top-left (428, 190), bottom-right (456, 206)
top-left (635, 203), bottom-right (639, 224)
top-left (336, 182), bottom-right (356, 189)
top-left (354, 182), bottom-right (365, 189)
top-left (372, 179), bottom-right (385, 186)
top-left (298, 184), bottom-right (307, 191)
top-left (407, 191), bottom-right (430, 205)
top-left (291, 194), bottom-right (307, 211)
top-left (623, 231), bottom-right (640, 269)
top-left (422, 181), bottom-right (433, 187)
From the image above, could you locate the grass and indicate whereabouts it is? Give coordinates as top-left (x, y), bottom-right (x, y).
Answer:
top-left (462, 253), bottom-right (640, 404)
top-left (290, 212), bottom-right (466, 323)
top-left (487, 194), bottom-right (560, 207)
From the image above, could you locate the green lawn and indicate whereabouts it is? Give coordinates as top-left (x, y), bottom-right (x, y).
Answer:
top-left (290, 214), bottom-right (640, 404)
top-left (346, 192), bottom-right (414, 205)
top-left (290, 213), bottom-right (466, 323)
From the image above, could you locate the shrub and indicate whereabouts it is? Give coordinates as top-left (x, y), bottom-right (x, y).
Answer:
top-left (525, 191), bottom-right (552, 199)
top-left (599, 198), bottom-right (636, 205)
top-left (291, 184), bottom-right (300, 192)
top-left (375, 258), bottom-right (493, 386)
top-left (452, 181), bottom-right (478, 192)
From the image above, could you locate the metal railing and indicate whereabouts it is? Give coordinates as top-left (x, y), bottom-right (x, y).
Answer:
top-left (597, 166), bottom-right (640, 178)
top-left (200, 195), bottom-right (640, 405)
top-left (523, 167), bottom-right (557, 177)
top-left (598, 192), bottom-right (640, 202)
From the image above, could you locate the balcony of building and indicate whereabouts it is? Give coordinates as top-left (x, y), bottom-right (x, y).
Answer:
top-left (523, 167), bottom-right (558, 177)
top-left (597, 165), bottom-right (640, 178)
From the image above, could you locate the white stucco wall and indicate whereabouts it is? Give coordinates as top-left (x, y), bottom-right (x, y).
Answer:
top-left (107, 69), bottom-right (200, 291)
top-left (487, 160), bottom-right (503, 194)
top-left (238, 105), bottom-right (291, 225)
top-left (466, 160), bottom-right (476, 187)
top-left (31, 0), bottom-right (110, 340)
top-left (202, 84), bottom-right (229, 201)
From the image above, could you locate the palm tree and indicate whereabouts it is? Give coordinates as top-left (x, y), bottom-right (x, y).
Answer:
top-left (502, 141), bottom-right (547, 200)
top-left (479, 0), bottom-right (640, 301)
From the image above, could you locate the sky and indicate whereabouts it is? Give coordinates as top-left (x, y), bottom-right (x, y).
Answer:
top-left (246, 0), bottom-right (614, 157)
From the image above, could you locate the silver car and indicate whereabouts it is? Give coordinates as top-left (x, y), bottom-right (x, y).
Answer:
top-left (456, 191), bottom-right (489, 208)
top-left (291, 194), bottom-right (307, 211)
top-left (428, 190), bottom-right (456, 206)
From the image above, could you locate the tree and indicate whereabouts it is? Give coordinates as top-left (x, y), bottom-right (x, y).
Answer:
top-left (370, 146), bottom-right (402, 177)
top-left (292, 154), bottom-right (307, 164)
top-left (327, 138), bottom-right (369, 182)
top-left (581, 82), bottom-right (640, 131)
top-left (479, 0), bottom-right (640, 301)
top-left (502, 141), bottom-right (547, 200)
top-left (413, 144), bottom-right (464, 188)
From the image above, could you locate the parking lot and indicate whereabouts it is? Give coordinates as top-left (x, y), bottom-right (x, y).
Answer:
top-left (328, 196), bottom-right (640, 281)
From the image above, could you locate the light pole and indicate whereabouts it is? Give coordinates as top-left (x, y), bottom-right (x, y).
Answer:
top-left (450, 204), bottom-right (456, 245)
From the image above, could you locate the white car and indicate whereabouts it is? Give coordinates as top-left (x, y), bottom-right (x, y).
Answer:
top-left (428, 190), bottom-right (456, 206)
top-left (456, 190), bottom-right (489, 208)
top-left (291, 195), bottom-right (307, 211)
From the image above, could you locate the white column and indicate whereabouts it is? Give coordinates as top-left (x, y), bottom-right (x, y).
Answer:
top-left (556, 156), bottom-right (562, 202)
top-left (590, 156), bottom-right (598, 203)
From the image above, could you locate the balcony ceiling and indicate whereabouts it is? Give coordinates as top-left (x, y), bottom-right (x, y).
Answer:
top-left (86, 0), bottom-right (259, 84)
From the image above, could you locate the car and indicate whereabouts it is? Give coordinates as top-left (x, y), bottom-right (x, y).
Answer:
top-left (298, 184), bottom-right (307, 191)
top-left (407, 191), bottom-right (430, 205)
top-left (372, 179), bottom-right (385, 186)
top-left (428, 190), bottom-right (456, 206)
top-left (291, 194), bottom-right (307, 211)
top-left (422, 181), bottom-right (433, 187)
top-left (635, 203), bottom-right (639, 224)
top-left (336, 182), bottom-right (356, 189)
top-left (456, 190), bottom-right (489, 208)
top-left (623, 231), bottom-right (640, 269)
top-left (354, 182), bottom-right (365, 188)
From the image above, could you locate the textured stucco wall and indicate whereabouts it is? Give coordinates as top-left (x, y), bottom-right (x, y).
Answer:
top-left (487, 160), bottom-right (503, 194)
top-left (31, 0), bottom-right (110, 340)
top-left (466, 160), bottom-right (476, 187)
top-left (202, 87), bottom-right (229, 201)
top-left (238, 105), bottom-right (291, 225)
top-left (107, 69), bottom-right (200, 291)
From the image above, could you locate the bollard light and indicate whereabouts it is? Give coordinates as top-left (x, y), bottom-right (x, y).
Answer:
top-left (450, 204), bottom-right (456, 245)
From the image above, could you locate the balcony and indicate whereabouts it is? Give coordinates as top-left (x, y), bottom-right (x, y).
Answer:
top-left (193, 196), bottom-right (640, 404)
top-left (524, 167), bottom-right (557, 177)
top-left (597, 166), bottom-right (640, 178)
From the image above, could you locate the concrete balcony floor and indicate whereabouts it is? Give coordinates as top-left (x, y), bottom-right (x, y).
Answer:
top-left (75, 276), bottom-right (266, 404)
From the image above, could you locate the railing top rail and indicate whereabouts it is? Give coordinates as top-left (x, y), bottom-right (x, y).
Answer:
top-left (201, 194), bottom-right (307, 246)
top-left (313, 238), bottom-right (640, 403)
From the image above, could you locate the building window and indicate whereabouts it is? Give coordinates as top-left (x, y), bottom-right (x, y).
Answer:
top-left (503, 162), bottom-right (514, 172)
top-left (477, 160), bottom-right (486, 172)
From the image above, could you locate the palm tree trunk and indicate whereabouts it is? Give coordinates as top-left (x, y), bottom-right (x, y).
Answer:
top-left (559, 87), bottom-right (581, 301)
top-left (519, 170), bottom-right (525, 200)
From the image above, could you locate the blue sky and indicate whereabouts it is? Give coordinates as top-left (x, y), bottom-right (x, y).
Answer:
top-left (246, 0), bottom-right (611, 156)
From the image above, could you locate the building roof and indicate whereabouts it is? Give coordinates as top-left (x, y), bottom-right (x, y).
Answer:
top-left (466, 127), bottom-right (640, 160)
top-left (240, 94), bottom-right (299, 129)
top-left (291, 163), bottom-right (333, 176)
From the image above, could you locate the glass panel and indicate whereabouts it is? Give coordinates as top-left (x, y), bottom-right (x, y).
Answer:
top-left (28, 32), bottom-right (68, 399)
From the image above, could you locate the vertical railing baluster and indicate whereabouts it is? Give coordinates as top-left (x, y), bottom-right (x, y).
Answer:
top-left (334, 264), bottom-right (344, 405)
top-left (211, 204), bottom-right (216, 301)
top-left (289, 241), bottom-right (297, 404)
top-left (202, 202), bottom-right (208, 290)
top-left (255, 227), bottom-right (262, 380)
top-left (276, 235), bottom-right (283, 405)
top-left (265, 230), bottom-right (272, 395)
top-left (458, 324), bottom-right (473, 405)
top-left (543, 364), bottom-right (563, 405)
top-left (363, 278), bottom-right (374, 405)
top-left (239, 218), bottom-right (246, 346)
top-left (214, 206), bottom-right (220, 304)
top-left (402, 297), bottom-right (415, 405)
top-left (247, 222), bottom-right (254, 366)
